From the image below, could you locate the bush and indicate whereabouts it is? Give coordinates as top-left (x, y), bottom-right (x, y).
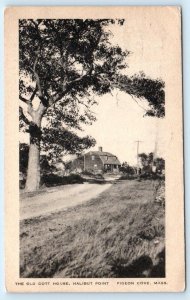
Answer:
top-left (81, 171), bottom-right (104, 181)
top-left (94, 173), bottom-right (104, 179)
top-left (41, 174), bottom-right (84, 187)
top-left (139, 172), bottom-right (164, 180)
top-left (19, 173), bottom-right (84, 189)
top-left (81, 171), bottom-right (94, 176)
top-left (119, 174), bottom-right (137, 180)
top-left (67, 174), bottom-right (84, 184)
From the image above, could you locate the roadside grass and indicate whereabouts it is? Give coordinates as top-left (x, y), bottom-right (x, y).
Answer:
top-left (20, 180), bottom-right (165, 278)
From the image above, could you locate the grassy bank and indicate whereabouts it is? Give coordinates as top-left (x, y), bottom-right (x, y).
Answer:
top-left (20, 180), bottom-right (165, 278)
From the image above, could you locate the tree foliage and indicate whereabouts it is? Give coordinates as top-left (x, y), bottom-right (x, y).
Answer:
top-left (117, 72), bottom-right (165, 117)
top-left (138, 152), bottom-right (165, 174)
top-left (120, 162), bottom-right (135, 175)
top-left (19, 19), bottom-right (130, 158)
top-left (19, 19), bottom-right (128, 110)
top-left (19, 19), bottom-right (165, 137)
top-left (41, 126), bottom-right (96, 161)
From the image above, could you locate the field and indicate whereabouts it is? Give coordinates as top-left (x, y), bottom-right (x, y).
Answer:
top-left (20, 179), bottom-right (165, 278)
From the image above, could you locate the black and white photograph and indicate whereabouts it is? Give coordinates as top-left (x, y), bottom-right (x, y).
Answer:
top-left (5, 6), bottom-right (184, 292)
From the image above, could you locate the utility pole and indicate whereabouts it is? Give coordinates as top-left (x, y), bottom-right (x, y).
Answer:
top-left (152, 140), bottom-right (158, 173)
top-left (84, 153), bottom-right (86, 171)
top-left (135, 140), bottom-right (143, 175)
top-left (154, 140), bottom-right (158, 159)
top-left (152, 118), bottom-right (159, 172)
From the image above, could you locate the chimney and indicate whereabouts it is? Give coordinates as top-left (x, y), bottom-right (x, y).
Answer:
top-left (99, 146), bottom-right (103, 152)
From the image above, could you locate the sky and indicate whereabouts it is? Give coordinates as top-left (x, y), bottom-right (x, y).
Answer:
top-left (81, 92), bottom-right (166, 165)
top-left (20, 10), bottom-right (168, 165)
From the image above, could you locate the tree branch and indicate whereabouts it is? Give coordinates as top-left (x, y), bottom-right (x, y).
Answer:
top-left (31, 49), bottom-right (49, 108)
top-left (27, 102), bottom-right (34, 117)
top-left (30, 19), bottom-right (42, 41)
top-left (30, 86), bottom-right (38, 101)
top-left (19, 106), bottom-right (30, 125)
top-left (51, 62), bottom-right (94, 105)
top-left (66, 71), bottom-right (89, 86)
top-left (53, 89), bottom-right (68, 103)
top-left (20, 87), bottom-right (37, 117)
top-left (37, 101), bottom-right (47, 116)
top-left (31, 20), bottom-right (38, 28)
top-left (33, 53), bottom-right (43, 98)
top-left (37, 22), bottom-right (102, 107)
top-left (19, 95), bottom-right (30, 104)
top-left (48, 21), bottom-right (69, 92)
top-left (29, 21), bottom-right (48, 107)
top-left (64, 30), bottom-right (101, 88)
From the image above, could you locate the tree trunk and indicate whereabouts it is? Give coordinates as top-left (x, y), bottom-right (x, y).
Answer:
top-left (25, 109), bottom-right (44, 192)
top-left (25, 142), bottom-right (41, 191)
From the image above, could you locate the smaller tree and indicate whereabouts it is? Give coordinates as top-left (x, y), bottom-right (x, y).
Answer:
top-left (138, 152), bottom-right (165, 176)
top-left (154, 157), bottom-right (165, 174)
top-left (120, 162), bottom-right (135, 175)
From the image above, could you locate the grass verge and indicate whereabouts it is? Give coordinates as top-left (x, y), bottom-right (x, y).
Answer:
top-left (20, 179), bottom-right (165, 278)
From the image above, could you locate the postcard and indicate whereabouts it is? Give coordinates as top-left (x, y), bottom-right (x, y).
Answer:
top-left (5, 6), bottom-right (185, 292)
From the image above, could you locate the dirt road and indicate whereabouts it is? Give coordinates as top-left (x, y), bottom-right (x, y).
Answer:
top-left (20, 182), bottom-right (111, 220)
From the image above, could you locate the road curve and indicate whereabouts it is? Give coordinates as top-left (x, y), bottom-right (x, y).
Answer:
top-left (20, 182), bottom-right (111, 220)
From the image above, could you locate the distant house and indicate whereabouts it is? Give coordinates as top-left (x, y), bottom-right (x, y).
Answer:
top-left (70, 147), bottom-right (121, 174)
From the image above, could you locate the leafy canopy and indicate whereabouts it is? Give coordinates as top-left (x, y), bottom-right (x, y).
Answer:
top-left (19, 19), bottom-right (128, 157)
top-left (19, 19), bottom-right (128, 108)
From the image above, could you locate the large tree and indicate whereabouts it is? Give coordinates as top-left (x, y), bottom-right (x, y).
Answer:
top-left (19, 19), bottom-right (165, 191)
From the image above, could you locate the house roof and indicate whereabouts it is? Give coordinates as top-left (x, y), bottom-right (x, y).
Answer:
top-left (87, 151), bottom-right (121, 165)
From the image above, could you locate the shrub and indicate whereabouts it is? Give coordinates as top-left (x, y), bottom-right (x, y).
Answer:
top-left (119, 174), bottom-right (137, 180)
top-left (67, 174), bottom-right (84, 184)
top-left (94, 173), bottom-right (104, 179)
top-left (41, 174), bottom-right (84, 187)
top-left (81, 170), bottom-right (94, 176)
top-left (139, 172), bottom-right (164, 180)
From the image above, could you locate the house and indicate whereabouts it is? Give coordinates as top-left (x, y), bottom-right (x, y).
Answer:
top-left (70, 147), bottom-right (121, 174)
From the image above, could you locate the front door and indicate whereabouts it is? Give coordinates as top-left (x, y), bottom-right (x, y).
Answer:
top-left (104, 164), bottom-right (112, 172)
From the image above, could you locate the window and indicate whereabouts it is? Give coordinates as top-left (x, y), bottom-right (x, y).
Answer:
top-left (92, 155), bottom-right (95, 160)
